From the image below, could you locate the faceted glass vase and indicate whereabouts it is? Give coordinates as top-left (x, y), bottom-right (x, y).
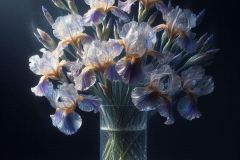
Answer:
top-left (100, 105), bottom-right (148, 160)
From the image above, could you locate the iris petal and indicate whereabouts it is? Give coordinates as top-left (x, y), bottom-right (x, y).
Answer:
top-left (111, 7), bottom-right (130, 22)
top-left (50, 110), bottom-right (82, 135)
top-left (83, 9), bottom-right (106, 26)
top-left (116, 57), bottom-right (144, 84)
top-left (31, 77), bottom-right (53, 97)
top-left (157, 103), bottom-right (175, 125)
top-left (176, 32), bottom-right (196, 53)
top-left (78, 95), bottom-right (101, 113)
top-left (118, 0), bottom-right (137, 13)
top-left (105, 64), bottom-right (122, 81)
top-left (177, 95), bottom-right (202, 120)
top-left (52, 14), bottom-right (85, 40)
top-left (131, 87), bottom-right (157, 111)
top-left (131, 87), bottom-right (174, 124)
top-left (74, 67), bottom-right (96, 91)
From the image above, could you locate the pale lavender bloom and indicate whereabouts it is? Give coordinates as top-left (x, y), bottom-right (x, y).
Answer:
top-left (177, 66), bottom-right (214, 120)
top-left (48, 83), bottom-right (81, 135)
top-left (52, 14), bottom-right (86, 45)
top-left (156, 6), bottom-right (197, 52)
top-left (131, 65), bottom-right (181, 125)
top-left (49, 83), bottom-right (101, 135)
top-left (83, 0), bottom-right (129, 26)
top-left (116, 21), bottom-right (157, 83)
top-left (119, 21), bottom-right (156, 56)
top-left (74, 40), bottom-right (123, 91)
top-left (29, 48), bottom-right (66, 79)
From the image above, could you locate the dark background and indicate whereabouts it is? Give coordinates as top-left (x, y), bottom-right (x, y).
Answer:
top-left (0, 0), bottom-right (239, 159)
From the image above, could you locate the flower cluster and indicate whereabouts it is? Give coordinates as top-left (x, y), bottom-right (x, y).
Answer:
top-left (30, 0), bottom-right (218, 135)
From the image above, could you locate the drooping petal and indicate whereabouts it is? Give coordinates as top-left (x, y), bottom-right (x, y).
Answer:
top-left (131, 87), bottom-right (174, 124)
top-left (131, 87), bottom-right (156, 111)
top-left (105, 63), bottom-right (122, 81)
top-left (74, 67), bottom-right (96, 91)
top-left (50, 109), bottom-right (82, 135)
top-left (116, 57), bottom-right (144, 84)
top-left (118, 0), bottom-right (137, 13)
top-left (176, 32), bottom-right (196, 53)
top-left (83, 9), bottom-right (106, 26)
top-left (31, 77), bottom-right (54, 97)
top-left (177, 95), bottom-right (202, 120)
top-left (78, 95), bottom-right (101, 113)
top-left (157, 103), bottom-right (175, 125)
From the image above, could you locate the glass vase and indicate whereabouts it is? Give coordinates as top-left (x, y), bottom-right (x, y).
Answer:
top-left (100, 105), bottom-right (148, 160)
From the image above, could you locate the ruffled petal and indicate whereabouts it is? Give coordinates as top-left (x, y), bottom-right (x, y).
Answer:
top-left (104, 64), bottom-right (122, 81)
top-left (181, 66), bottom-right (214, 96)
top-left (119, 21), bottom-right (138, 38)
top-left (177, 95), bottom-right (202, 120)
top-left (120, 21), bottom-right (157, 56)
top-left (116, 57), bottom-right (144, 84)
top-left (131, 87), bottom-right (174, 124)
top-left (74, 67), bottom-right (96, 91)
top-left (131, 87), bottom-right (156, 111)
top-left (118, 0), bottom-right (137, 13)
top-left (83, 9), bottom-right (106, 26)
top-left (78, 95), bottom-right (101, 113)
top-left (191, 75), bottom-right (214, 96)
top-left (50, 110), bottom-right (82, 135)
top-left (150, 65), bottom-right (181, 95)
top-left (157, 103), bottom-right (175, 125)
top-left (29, 49), bottom-right (60, 77)
top-left (29, 55), bottom-right (42, 75)
top-left (31, 77), bottom-right (53, 97)
top-left (52, 14), bottom-right (85, 40)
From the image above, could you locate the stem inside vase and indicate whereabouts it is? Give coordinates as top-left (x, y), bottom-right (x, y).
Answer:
top-left (100, 105), bottom-right (148, 160)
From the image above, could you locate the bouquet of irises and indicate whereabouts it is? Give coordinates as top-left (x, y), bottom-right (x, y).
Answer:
top-left (29, 0), bottom-right (218, 136)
